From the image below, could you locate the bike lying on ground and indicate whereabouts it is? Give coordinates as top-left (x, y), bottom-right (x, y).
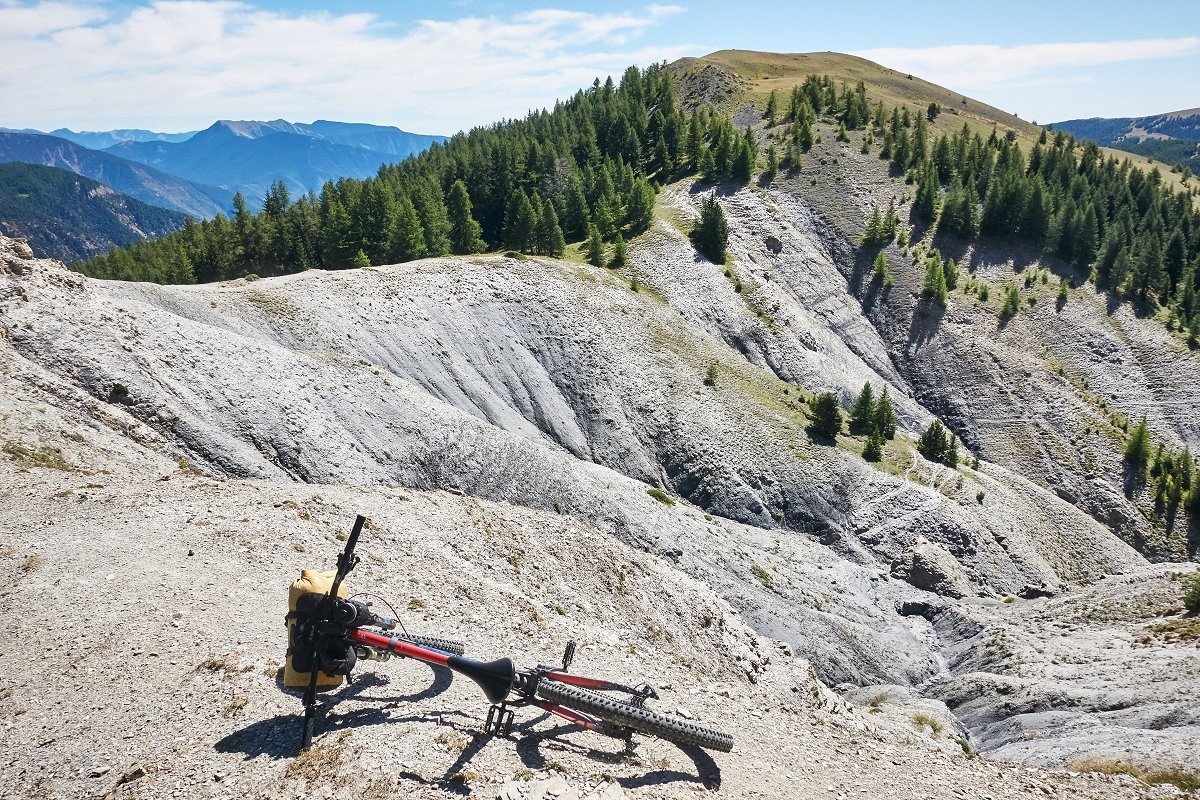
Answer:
top-left (289, 515), bottom-right (734, 754)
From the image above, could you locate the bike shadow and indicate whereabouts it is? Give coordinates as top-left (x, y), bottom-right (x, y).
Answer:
top-left (215, 664), bottom-right (458, 759)
top-left (512, 722), bottom-right (722, 790)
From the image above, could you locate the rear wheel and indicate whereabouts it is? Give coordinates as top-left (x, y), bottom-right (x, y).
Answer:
top-left (535, 680), bottom-right (733, 753)
top-left (397, 634), bottom-right (466, 656)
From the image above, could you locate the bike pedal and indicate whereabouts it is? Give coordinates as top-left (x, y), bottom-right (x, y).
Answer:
top-left (484, 703), bottom-right (515, 737)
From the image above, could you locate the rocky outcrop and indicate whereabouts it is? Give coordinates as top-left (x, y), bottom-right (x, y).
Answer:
top-left (891, 539), bottom-right (974, 598)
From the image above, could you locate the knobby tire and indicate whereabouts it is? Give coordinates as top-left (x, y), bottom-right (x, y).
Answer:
top-left (535, 680), bottom-right (733, 753)
top-left (397, 634), bottom-right (466, 656)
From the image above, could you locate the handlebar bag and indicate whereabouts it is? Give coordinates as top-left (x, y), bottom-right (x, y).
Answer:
top-left (284, 568), bottom-right (349, 690)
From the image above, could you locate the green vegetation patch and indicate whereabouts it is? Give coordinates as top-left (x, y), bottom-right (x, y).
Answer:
top-left (646, 488), bottom-right (675, 507)
top-left (3, 441), bottom-right (71, 471)
top-left (751, 563), bottom-right (773, 588)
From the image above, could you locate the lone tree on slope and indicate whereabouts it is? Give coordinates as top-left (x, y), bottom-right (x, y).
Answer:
top-left (690, 192), bottom-right (728, 264)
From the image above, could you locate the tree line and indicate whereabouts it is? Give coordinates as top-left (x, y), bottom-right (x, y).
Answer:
top-left (78, 64), bottom-right (759, 283)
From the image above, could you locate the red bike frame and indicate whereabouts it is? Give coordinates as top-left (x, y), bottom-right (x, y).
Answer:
top-left (348, 628), bottom-right (623, 731)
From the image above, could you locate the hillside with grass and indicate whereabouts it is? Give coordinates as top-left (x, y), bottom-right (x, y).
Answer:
top-left (684, 50), bottom-right (1196, 192)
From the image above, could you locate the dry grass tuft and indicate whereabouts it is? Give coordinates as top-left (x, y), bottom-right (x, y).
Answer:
top-left (911, 711), bottom-right (945, 736)
top-left (1070, 758), bottom-right (1200, 792)
top-left (285, 738), bottom-right (346, 781)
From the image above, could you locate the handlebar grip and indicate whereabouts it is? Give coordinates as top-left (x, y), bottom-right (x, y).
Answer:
top-left (346, 514), bottom-right (366, 555)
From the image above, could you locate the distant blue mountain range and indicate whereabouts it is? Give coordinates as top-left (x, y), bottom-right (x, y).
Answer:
top-left (0, 126), bottom-right (198, 150)
top-left (0, 119), bottom-right (447, 212)
top-left (104, 119), bottom-right (447, 207)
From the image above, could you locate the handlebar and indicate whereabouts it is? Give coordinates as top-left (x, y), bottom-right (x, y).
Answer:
top-left (331, 598), bottom-right (397, 630)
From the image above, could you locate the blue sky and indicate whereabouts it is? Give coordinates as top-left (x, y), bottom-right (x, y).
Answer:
top-left (2, 1), bottom-right (1197, 133)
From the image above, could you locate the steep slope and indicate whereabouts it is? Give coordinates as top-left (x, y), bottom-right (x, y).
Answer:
top-left (106, 119), bottom-right (447, 206)
top-left (1051, 108), bottom-right (1200, 172)
top-left (0, 132), bottom-right (230, 218)
top-left (662, 51), bottom-right (1200, 562)
top-left (0, 162), bottom-right (187, 262)
top-left (2, 235), bottom-right (1190, 798)
top-left (650, 175), bottom-right (1200, 561)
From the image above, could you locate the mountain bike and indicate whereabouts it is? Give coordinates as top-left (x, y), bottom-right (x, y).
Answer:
top-left (291, 515), bottom-right (734, 754)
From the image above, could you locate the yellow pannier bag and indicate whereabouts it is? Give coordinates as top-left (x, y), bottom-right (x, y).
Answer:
top-left (284, 568), bottom-right (349, 690)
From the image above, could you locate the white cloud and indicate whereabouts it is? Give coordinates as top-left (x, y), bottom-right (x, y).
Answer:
top-left (0, 1), bottom-right (693, 133)
top-left (0, 0), bottom-right (107, 36)
top-left (855, 37), bottom-right (1200, 92)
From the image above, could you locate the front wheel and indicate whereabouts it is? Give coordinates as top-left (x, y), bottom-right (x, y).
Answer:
top-left (536, 680), bottom-right (733, 753)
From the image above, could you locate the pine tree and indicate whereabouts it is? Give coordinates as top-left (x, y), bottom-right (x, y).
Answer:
top-left (797, 115), bottom-right (814, 151)
top-left (698, 144), bottom-right (717, 181)
top-left (625, 178), bottom-right (656, 235)
top-left (412, 179), bottom-right (451, 256)
top-left (883, 201), bottom-right (899, 240)
top-left (918, 421), bottom-right (952, 464)
top-left (535, 196), bottom-right (566, 257)
top-left (502, 188), bottom-right (537, 252)
top-left (1001, 282), bottom-right (1021, 317)
top-left (943, 257), bottom-right (959, 291)
top-left (732, 128), bottom-right (757, 183)
top-left (392, 195), bottom-right (428, 262)
top-left (1125, 416), bottom-right (1152, 476)
top-left (586, 222), bottom-right (606, 267)
top-left (863, 430), bottom-right (884, 462)
top-left (764, 145), bottom-right (779, 182)
top-left (872, 388), bottom-right (897, 440)
top-left (914, 161), bottom-right (940, 221)
top-left (1073, 204), bottom-right (1099, 270)
top-left (610, 233), bottom-right (627, 268)
top-left (923, 255), bottom-right (948, 307)
top-left (263, 180), bottom-right (290, 217)
top-left (850, 383), bottom-right (875, 434)
top-left (809, 392), bottom-right (842, 440)
top-left (593, 194), bottom-right (617, 241)
top-left (864, 205), bottom-right (884, 244)
top-left (690, 192), bottom-right (729, 264)
top-left (872, 251), bottom-right (894, 287)
top-left (446, 180), bottom-right (485, 255)
top-left (561, 172), bottom-right (590, 241)
top-left (939, 176), bottom-right (976, 238)
top-left (765, 90), bottom-right (778, 126)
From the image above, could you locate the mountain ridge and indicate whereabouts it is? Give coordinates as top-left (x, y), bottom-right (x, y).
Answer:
top-left (0, 162), bottom-right (187, 263)
top-left (1051, 107), bottom-right (1200, 173)
top-left (104, 119), bottom-right (448, 206)
top-left (0, 131), bottom-right (231, 218)
top-left (0, 126), bottom-right (198, 150)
